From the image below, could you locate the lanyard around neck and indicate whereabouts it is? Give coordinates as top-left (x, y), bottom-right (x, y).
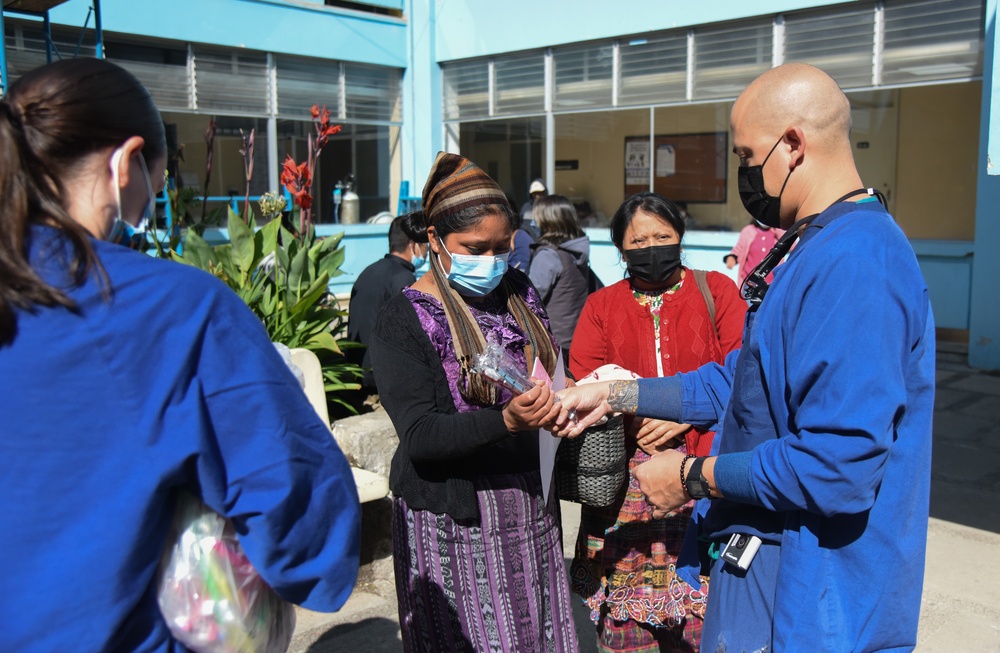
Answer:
top-left (740, 187), bottom-right (887, 307)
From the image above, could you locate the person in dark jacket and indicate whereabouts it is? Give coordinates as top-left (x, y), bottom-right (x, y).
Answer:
top-left (528, 194), bottom-right (600, 360)
top-left (348, 212), bottom-right (427, 389)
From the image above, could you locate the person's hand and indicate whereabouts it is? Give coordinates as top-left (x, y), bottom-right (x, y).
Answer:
top-left (502, 380), bottom-right (560, 433)
top-left (725, 255), bottom-right (737, 270)
top-left (630, 418), bottom-right (691, 455)
top-left (634, 449), bottom-right (691, 519)
top-left (550, 382), bottom-right (614, 438)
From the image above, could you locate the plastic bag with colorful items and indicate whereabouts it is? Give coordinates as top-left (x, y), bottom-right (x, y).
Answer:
top-left (156, 493), bottom-right (295, 653)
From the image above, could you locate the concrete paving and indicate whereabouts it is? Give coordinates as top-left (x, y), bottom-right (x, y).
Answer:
top-left (291, 342), bottom-right (1000, 652)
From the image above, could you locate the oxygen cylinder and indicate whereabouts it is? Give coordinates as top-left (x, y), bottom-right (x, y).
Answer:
top-left (340, 188), bottom-right (360, 224)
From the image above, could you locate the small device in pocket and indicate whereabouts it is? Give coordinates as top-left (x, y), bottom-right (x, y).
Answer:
top-left (721, 533), bottom-right (762, 571)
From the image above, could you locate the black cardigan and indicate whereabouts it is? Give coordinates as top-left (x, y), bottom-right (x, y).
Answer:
top-left (369, 285), bottom-right (542, 521)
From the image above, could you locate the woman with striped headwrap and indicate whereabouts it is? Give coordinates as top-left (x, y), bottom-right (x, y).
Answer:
top-left (369, 153), bottom-right (579, 652)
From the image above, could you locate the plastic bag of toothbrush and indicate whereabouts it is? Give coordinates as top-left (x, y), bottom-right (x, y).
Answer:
top-left (472, 341), bottom-right (576, 421)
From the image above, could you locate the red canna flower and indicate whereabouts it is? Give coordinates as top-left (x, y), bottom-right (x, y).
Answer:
top-left (280, 155), bottom-right (313, 210)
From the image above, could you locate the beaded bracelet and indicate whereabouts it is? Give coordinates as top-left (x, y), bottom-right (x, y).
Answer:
top-left (679, 453), bottom-right (697, 498)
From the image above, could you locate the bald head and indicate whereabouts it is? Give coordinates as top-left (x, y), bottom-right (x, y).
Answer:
top-left (733, 63), bottom-right (852, 150)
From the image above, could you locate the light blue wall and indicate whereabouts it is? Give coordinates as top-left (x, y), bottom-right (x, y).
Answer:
top-left (46, 0), bottom-right (406, 68)
top-left (401, 0), bottom-right (442, 194)
top-left (970, 0), bottom-right (1000, 369)
top-left (435, 0), bottom-right (853, 61)
top-left (232, 226), bottom-right (974, 336)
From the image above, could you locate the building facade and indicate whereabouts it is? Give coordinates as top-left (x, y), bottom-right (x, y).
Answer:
top-left (5, 0), bottom-right (999, 368)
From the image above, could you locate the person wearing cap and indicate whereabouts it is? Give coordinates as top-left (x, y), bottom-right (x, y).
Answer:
top-left (368, 153), bottom-right (579, 652)
top-left (520, 177), bottom-right (548, 225)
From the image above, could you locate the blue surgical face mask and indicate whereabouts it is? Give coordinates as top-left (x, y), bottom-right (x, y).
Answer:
top-left (410, 243), bottom-right (427, 270)
top-left (109, 146), bottom-right (155, 242)
top-left (439, 239), bottom-right (509, 297)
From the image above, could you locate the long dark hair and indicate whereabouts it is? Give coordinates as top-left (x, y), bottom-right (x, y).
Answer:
top-left (533, 194), bottom-right (584, 247)
top-left (0, 58), bottom-right (165, 345)
top-left (610, 192), bottom-right (686, 251)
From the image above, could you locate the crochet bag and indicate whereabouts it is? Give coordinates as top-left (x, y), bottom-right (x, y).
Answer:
top-left (555, 414), bottom-right (627, 507)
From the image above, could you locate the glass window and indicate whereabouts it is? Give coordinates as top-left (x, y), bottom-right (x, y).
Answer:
top-left (279, 120), bottom-right (393, 223)
top-left (784, 5), bottom-right (875, 90)
top-left (494, 51), bottom-right (545, 115)
top-left (276, 55), bottom-right (340, 119)
top-left (106, 40), bottom-right (191, 111)
top-left (553, 109), bottom-right (649, 225)
top-left (442, 59), bottom-right (490, 121)
top-left (458, 118), bottom-right (544, 208)
top-left (881, 0), bottom-right (984, 85)
top-left (692, 20), bottom-right (771, 100)
top-left (345, 63), bottom-right (403, 122)
top-left (193, 47), bottom-right (270, 115)
top-left (553, 42), bottom-right (614, 111)
top-left (619, 32), bottom-right (688, 106)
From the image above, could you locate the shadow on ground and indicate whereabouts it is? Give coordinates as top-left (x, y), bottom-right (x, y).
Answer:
top-left (304, 617), bottom-right (402, 652)
top-left (928, 345), bottom-right (1000, 535)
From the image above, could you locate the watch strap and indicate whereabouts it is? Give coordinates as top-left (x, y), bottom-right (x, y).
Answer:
top-left (685, 456), bottom-right (712, 500)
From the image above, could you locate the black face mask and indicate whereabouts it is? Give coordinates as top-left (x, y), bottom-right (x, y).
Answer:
top-left (624, 244), bottom-right (681, 285)
top-left (738, 136), bottom-right (793, 229)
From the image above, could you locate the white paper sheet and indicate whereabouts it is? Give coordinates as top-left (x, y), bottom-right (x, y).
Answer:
top-left (532, 351), bottom-right (566, 505)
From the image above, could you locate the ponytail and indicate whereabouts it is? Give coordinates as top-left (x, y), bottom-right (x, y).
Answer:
top-left (0, 102), bottom-right (96, 345)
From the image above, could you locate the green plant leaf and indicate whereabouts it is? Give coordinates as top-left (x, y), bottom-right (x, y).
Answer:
top-left (318, 246), bottom-right (346, 279)
top-left (290, 273), bottom-right (330, 318)
top-left (259, 217), bottom-right (280, 257)
top-left (228, 208), bottom-right (255, 277)
top-left (307, 330), bottom-right (342, 354)
top-left (181, 229), bottom-right (215, 270)
top-left (287, 244), bottom-right (310, 303)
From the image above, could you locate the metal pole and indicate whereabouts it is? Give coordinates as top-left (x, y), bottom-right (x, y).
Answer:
top-left (0, 6), bottom-right (8, 98)
top-left (43, 12), bottom-right (52, 64)
top-left (94, 0), bottom-right (104, 58)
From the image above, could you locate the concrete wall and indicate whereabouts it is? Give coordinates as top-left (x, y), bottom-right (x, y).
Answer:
top-left (896, 83), bottom-right (981, 241)
top-left (434, 0), bottom-right (848, 61)
top-left (47, 0), bottom-right (407, 67)
top-left (199, 224), bottom-right (974, 333)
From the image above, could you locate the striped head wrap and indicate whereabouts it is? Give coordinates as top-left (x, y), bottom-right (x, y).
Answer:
top-left (422, 152), bottom-right (511, 224)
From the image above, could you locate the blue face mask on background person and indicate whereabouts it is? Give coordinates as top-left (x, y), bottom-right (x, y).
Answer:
top-left (438, 239), bottom-right (509, 297)
top-left (411, 244), bottom-right (427, 270)
top-left (738, 135), bottom-right (793, 229)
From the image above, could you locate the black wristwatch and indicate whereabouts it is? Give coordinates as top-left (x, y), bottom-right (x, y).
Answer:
top-left (685, 457), bottom-right (712, 500)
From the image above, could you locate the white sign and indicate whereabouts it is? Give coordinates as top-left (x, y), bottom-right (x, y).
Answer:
top-left (656, 144), bottom-right (676, 177)
top-left (625, 141), bottom-right (650, 185)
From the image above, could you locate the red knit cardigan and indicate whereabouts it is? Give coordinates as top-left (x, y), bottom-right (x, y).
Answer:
top-left (568, 269), bottom-right (747, 456)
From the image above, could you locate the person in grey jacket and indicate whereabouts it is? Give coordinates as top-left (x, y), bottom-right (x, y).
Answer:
top-left (528, 194), bottom-right (601, 360)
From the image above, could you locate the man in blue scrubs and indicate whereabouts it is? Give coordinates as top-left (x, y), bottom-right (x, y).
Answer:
top-left (554, 63), bottom-right (935, 652)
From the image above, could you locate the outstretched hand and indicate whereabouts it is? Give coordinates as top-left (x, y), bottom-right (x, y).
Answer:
top-left (502, 380), bottom-right (560, 432)
top-left (550, 382), bottom-right (614, 438)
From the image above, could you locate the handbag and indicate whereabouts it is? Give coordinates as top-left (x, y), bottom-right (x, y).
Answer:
top-left (555, 414), bottom-right (627, 507)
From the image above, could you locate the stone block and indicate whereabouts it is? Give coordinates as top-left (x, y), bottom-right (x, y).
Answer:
top-left (332, 408), bottom-right (399, 480)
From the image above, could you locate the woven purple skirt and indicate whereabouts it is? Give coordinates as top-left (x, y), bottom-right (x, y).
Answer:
top-left (392, 471), bottom-right (579, 653)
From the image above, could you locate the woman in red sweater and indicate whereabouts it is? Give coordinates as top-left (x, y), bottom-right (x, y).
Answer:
top-left (568, 192), bottom-right (746, 652)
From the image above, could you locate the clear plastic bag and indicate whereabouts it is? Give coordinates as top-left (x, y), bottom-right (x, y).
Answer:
top-left (157, 493), bottom-right (295, 653)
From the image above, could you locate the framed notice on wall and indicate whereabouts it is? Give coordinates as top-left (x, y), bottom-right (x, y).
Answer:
top-left (623, 132), bottom-right (728, 203)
